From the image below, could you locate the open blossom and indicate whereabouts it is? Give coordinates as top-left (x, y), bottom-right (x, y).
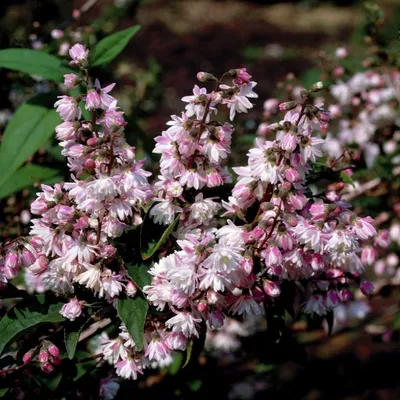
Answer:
top-left (69, 43), bottom-right (89, 65)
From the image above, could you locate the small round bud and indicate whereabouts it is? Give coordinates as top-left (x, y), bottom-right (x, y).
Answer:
top-left (279, 101), bottom-right (297, 111)
top-left (38, 351), bottom-right (49, 363)
top-left (22, 350), bottom-right (34, 364)
top-left (84, 158), bottom-right (96, 170)
top-left (310, 81), bottom-right (323, 92)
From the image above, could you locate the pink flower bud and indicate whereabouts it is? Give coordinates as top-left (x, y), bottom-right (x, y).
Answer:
top-left (334, 66), bottom-right (344, 77)
top-left (196, 72), bottom-right (216, 82)
top-left (41, 362), bottom-right (54, 374)
top-left (48, 345), bottom-right (60, 358)
top-left (22, 351), bottom-right (34, 364)
top-left (125, 281), bottom-right (137, 297)
top-left (52, 357), bottom-right (62, 366)
top-left (5, 253), bottom-right (18, 269)
top-left (263, 280), bottom-right (281, 297)
top-left (360, 281), bottom-right (374, 296)
top-left (63, 73), bottom-right (81, 89)
top-left (279, 101), bottom-right (297, 111)
top-left (310, 253), bottom-right (325, 271)
top-left (72, 9), bottom-right (81, 19)
top-left (84, 158), bottom-right (96, 170)
top-left (29, 254), bottom-right (48, 275)
top-left (21, 249), bottom-right (35, 267)
top-left (285, 167), bottom-right (300, 183)
top-left (232, 68), bottom-right (252, 85)
top-left (38, 351), bottom-right (49, 363)
top-left (197, 302), bottom-right (207, 313)
top-left (325, 290), bottom-right (340, 308)
top-left (86, 137), bottom-right (98, 147)
top-left (340, 289), bottom-right (353, 302)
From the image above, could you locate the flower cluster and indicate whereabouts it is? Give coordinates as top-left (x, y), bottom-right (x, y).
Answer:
top-left (1, 44), bottom-right (153, 302)
top-left (0, 44), bottom-right (380, 383)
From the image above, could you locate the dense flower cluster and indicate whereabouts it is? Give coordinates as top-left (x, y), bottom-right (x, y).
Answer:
top-left (1, 44), bottom-right (153, 301)
top-left (0, 44), bottom-right (379, 382)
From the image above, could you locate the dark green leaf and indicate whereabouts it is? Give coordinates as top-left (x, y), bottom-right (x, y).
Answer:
top-left (0, 294), bottom-right (65, 356)
top-left (0, 49), bottom-right (73, 82)
top-left (0, 93), bottom-right (60, 188)
top-left (142, 215), bottom-right (179, 260)
top-left (165, 352), bottom-right (184, 375)
top-left (0, 388), bottom-right (9, 397)
top-left (125, 263), bottom-right (151, 290)
top-left (0, 164), bottom-right (60, 199)
top-left (64, 318), bottom-right (91, 360)
top-left (117, 295), bottom-right (148, 351)
top-left (90, 26), bottom-right (141, 67)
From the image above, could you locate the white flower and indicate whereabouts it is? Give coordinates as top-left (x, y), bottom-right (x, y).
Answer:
top-left (165, 312), bottom-right (201, 338)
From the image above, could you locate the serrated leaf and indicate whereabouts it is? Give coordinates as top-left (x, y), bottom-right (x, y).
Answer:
top-left (0, 164), bottom-right (60, 199)
top-left (125, 263), bottom-right (152, 290)
top-left (117, 295), bottom-right (148, 351)
top-left (142, 215), bottom-right (179, 260)
top-left (340, 170), bottom-right (356, 187)
top-left (0, 93), bottom-right (60, 188)
top-left (0, 49), bottom-right (73, 82)
top-left (90, 26), bottom-right (141, 67)
top-left (0, 294), bottom-right (65, 356)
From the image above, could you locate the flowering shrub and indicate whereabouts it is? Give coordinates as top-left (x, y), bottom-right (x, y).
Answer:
top-left (0, 38), bottom-right (383, 396)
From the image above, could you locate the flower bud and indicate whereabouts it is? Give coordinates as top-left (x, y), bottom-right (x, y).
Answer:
top-left (340, 288), bottom-right (353, 302)
top-left (279, 101), bottom-right (297, 111)
top-left (196, 72), bottom-right (216, 82)
top-left (38, 351), bottom-right (49, 363)
top-left (263, 280), bottom-right (281, 297)
top-left (126, 281), bottom-right (137, 297)
top-left (310, 81), bottom-right (323, 92)
top-left (360, 281), bottom-right (374, 296)
top-left (48, 344), bottom-right (60, 358)
top-left (207, 290), bottom-right (219, 305)
top-left (22, 350), bottom-right (35, 364)
top-left (197, 301), bottom-right (207, 313)
top-left (325, 290), bottom-right (340, 308)
top-left (41, 362), bottom-right (54, 374)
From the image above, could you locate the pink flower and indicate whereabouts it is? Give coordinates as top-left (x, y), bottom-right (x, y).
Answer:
top-left (233, 68), bottom-right (252, 85)
top-left (54, 96), bottom-right (81, 121)
top-left (115, 358), bottom-right (144, 380)
top-left (325, 290), bottom-right (340, 308)
top-left (361, 246), bottom-right (377, 265)
top-left (85, 90), bottom-right (102, 110)
top-left (55, 121), bottom-right (77, 141)
top-left (352, 217), bottom-right (376, 240)
top-left (60, 298), bottom-right (83, 321)
top-left (69, 43), bottom-right (89, 65)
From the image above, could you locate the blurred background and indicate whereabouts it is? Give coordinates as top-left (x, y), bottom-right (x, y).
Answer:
top-left (0, 0), bottom-right (400, 399)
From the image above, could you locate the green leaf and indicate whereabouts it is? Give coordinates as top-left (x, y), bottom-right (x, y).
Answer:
top-left (182, 340), bottom-right (193, 369)
top-left (0, 294), bottom-right (65, 356)
top-left (0, 164), bottom-right (60, 199)
top-left (141, 215), bottom-right (179, 260)
top-left (64, 318), bottom-right (91, 360)
top-left (125, 263), bottom-right (152, 290)
top-left (0, 49), bottom-right (73, 82)
top-left (90, 25), bottom-right (141, 67)
top-left (117, 295), bottom-right (148, 351)
top-left (0, 388), bottom-right (9, 397)
top-left (340, 170), bottom-right (356, 187)
top-left (0, 93), bottom-right (60, 188)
